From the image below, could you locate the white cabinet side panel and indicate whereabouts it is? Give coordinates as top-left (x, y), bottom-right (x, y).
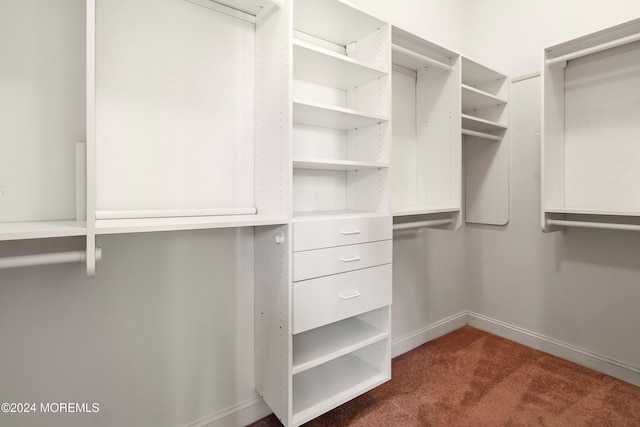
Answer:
top-left (0, 0), bottom-right (85, 222)
top-left (564, 44), bottom-right (640, 212)
top-left (255, 225), bottom-right (292, 426)
top-left (96, 0), bottom-right (255, 211)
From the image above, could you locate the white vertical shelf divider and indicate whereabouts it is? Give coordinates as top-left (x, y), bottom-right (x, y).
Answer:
top-left (542, 17), bottom-right (640, 232)
top-left (462, 56), bottom-right (509, 226)
top-left (86, 0), bottom-right (98, 276)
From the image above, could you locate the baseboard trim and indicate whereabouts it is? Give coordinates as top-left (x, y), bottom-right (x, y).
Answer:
top-left (391, 311), bottom-right (469, 358)
top-left (467, 312), bottom-right (640, 387)
top-left (186, 397), bottom-right (271, 427)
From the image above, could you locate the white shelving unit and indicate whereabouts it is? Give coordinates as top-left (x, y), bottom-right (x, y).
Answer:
top-left (390, 27), bottom-right (462, 230)
top-left (462, 56), bottom-right (509, 226)
top-left (542, 18), bottom-right (640, 232)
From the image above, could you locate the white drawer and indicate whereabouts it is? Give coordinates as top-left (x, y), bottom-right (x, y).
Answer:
top-left (293, 240), bottom-right (392, 282)
top-left (293, 216), bottom-right (392, 251)
top-left (293, 264), bottom-right (392, 334)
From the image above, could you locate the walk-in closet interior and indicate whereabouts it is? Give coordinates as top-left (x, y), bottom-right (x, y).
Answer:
top-left (1, 0), bottom-right (639, 426)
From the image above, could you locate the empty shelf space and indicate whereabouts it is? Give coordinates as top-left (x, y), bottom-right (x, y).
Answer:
top-left (0, 221), bottom-right (87, 241)
top-left (95, 214), bottom-right (288, 235)
top-left (462, 85), bottom-right (507, 110)
top-left (294, 0), bottom-right (386, 47)
top-left (392, 206), bottom-right (460, 217)
top-left (462, 57), bottom-right (507, 88)
top-left (293, 158), bottom-right (388, 171)
top-left (294, 39), bottom-right (387, 90)
top-left (392, 44), bottom-right (453, 72)
top-left (292, 317), bottom-right (388, 375)
top-left (292, 353), bottom-right (388, 426)
top-left (462, 114), bottom-right (507, 133)
top-left (293, 101), bottom-right (389, 131)
top-left (462, 128), bottom-right (502, 141)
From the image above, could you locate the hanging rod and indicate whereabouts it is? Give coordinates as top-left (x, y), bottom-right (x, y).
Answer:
top-left (462, 129), bottom-right (501, 141)
top-left (96, 207), bottom-right (257, 220)
top-left (547, 32), bottom-right (640, 66)
top-left (0, 248), bottom-right (103, 270)
top-left (393, 218), bottom-right (453, 231)
top-left (392, 44), bottom-right (453, 72)
top-left (547, 219), bottom-right (640, 232)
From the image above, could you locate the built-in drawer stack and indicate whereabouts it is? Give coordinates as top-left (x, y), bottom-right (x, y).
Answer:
top-left (290, 216), bottom-right (392, 425)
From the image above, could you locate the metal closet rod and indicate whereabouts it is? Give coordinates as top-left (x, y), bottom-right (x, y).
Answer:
top-left (547, 219), bottom-right (640, 232)
top-left (0, 248), bottom-right (103, 270)
top-left (393, 218), bottom-right (453, 231)
top-left (547, 32), bottom-right (640, 65)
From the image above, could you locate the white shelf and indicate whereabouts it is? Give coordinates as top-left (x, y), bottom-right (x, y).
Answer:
top-left (461, 114), bottom-right (507, 133)
top-left (293, 210), bottom-right (388, 222)
top-left (391, 44), bottom-right (453, 72)
top-left (95, 215), bottom-right (289, 235)
top-left (292, 353), bottom-right (389, 426)
top-left (0, 221), bottom-right (87, 241)
top-left (292, 317), bottom-right (388, 375)
top-left (293, 39), bottom-right (387, 90)
top-left (462, 84), bottom-right (507, 110)
top-left (392, 206), bottom-right (460, 217)
top-left (293, 101), bottom-right (388, 131)
top-left (294, 0), bottom-right (386, 47)
top-left (461, 56), bottom-right (507, 89)
top-left (293, 158), bottom-right (388, 171)
top-left (545, 207), bottom-right (640, 217)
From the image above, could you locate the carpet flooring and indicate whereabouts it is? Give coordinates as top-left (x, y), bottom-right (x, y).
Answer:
top-left (248, 326), bottom-right (640, 426)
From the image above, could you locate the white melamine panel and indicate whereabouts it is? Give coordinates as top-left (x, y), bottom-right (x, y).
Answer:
top-left (293, 39), bottom-right (387, 90)
top-left (462, 114), bottom-right (507, 133)
top-left (564, 43), bottom-right (640, 212)
top-left (346, 77), bottom-right (391, 117)
top-left (292, 159), bottom-right (387, 171)
top-left (293, 240), bottom-right (392, 281)
top-left (293, 216), bottom-right (391, 251)
top-left (0, 0), bottom-right (85, 224)
top-left (294, 0), bottom-right (386, 48)
top-left (96, 0), bottom-right (255, 212)
top-left (0, 221), bottom-right (87, 242)
top-left (293, 125), bottom-right (346, 160)
top-left (292, 314), bottom-right (388, 374)
top-left (292, 350), bottom-right (389, 426)
top-left (293, 169), bottom-right (347, 214)
top-left (293, 264), bottom-right (392, 334)
top-left (293, 101), bottom-right (388, 131)
top-left (462, 85), bottom-right (507, 110)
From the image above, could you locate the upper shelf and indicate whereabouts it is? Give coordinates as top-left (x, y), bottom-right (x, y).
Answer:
top-left (461, 114), bottom-right (507, 133)
top-left (462, 85), bottom-right (507, 110)
top-left (0, 221), bottom-right (87, 241)
top-left (545, 207), bottom-right (640, 217)
top-left (392, 206), bottom-right (460, 217)
top-left (293, 100), bottom-right (389, 131)
top-left (391, 44), bottom-right (452, 72)
top-left (186, 0), bottom-right (277, 23)
top-left (462, 57), bottom-right (507, 88)
top-left (294, 0), bottom-right (386, 47)
top-left (293, 39), bottom-right (387, 90)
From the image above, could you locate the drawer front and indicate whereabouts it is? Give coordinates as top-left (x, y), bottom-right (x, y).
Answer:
top-left (293, 240), bottom-right (392, 282)
top-left (293, 216), bottom-right (392, 251)
top-left (293, 264), bottom-right (392, 334)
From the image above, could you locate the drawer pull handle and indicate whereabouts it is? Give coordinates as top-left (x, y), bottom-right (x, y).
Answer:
top-left (339, 291), bottom-right (361, 300)
top-left (340, 229), bottom-right (361, 235)
top-left (340, 256), bottom-right (361, 263)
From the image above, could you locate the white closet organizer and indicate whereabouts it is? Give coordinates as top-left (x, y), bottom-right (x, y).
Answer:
top-left (542, 18), bottom-right (640, 232)
top-left (256, 1), bottom-right (392, 426)
top-left (462, 57), bottom-right (509, 226)
top-left (391, 27), bottom-right (462, 231)
top-left (93, 0), bottom-right (289, 234)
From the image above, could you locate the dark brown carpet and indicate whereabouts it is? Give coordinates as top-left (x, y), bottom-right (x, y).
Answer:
top-left (249, 326), bottom-right (640, 426)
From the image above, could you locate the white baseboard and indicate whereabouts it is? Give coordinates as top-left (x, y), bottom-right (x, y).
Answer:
top-left (186, 397), bottom-right (272, 427)
top-left (467, 312), bottom-right (640, 387)
top-left (391, 311), bottom-right (469, 358)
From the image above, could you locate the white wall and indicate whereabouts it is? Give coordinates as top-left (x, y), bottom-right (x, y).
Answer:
top-left (462, 0), bottom-right (640, 77)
